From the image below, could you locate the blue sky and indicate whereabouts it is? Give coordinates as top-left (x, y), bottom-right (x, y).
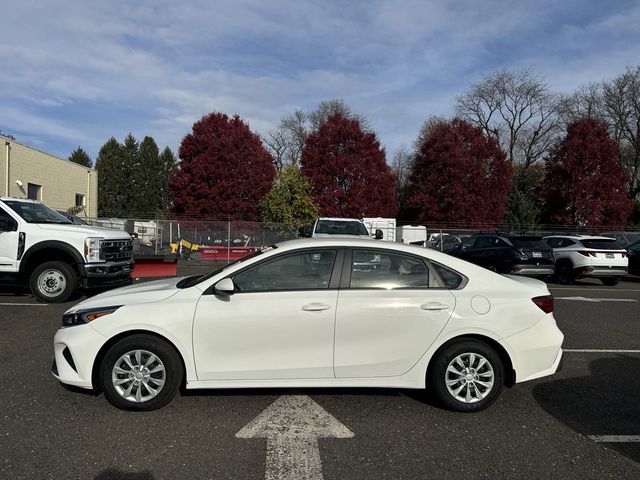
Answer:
top-left (1, 0), bottom-right (639, 163)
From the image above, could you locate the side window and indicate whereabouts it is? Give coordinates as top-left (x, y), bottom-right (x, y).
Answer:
top-left (545, 238), bottom-right (559, 248)
top-left (432, 263), bottom-right (464, 289)
top-left (474, 236), bottom-right (493, 249)
top-left (350, 250), bottom-right (429, 289)
top-left (233, 249), bottom-right (337, 292)
top-left (0, 207), bottom-right (15, 230)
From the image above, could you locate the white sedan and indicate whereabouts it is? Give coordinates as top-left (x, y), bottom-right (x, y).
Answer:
top-left (52, 238), bottom-right (563, 412)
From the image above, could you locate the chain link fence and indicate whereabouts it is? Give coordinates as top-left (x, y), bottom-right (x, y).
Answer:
top-left (85, 217), bottom-right (640, 264)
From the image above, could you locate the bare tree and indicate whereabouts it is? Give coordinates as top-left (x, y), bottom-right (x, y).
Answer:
top-left (558, 82), bottom-right (604, 126)
top-left (263, 100), bottom-right (370, 170)
top-left (455, 69), bottom-right (560, 169)
top-left (602, 66), bottom-right (640, 199)
top-left (391, 147), bottom-right (414, 206)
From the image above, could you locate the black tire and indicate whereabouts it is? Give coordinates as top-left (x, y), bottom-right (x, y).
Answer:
top-left (429, 340), bottom-right (504, 412)
top-left (100, 334), bottom-right (183, 411)
top-left (601, 277), bottom-right (621, 286)
top-left (29, 261), bottom-right (77, 303)
top-left (554, 262), bottom-right (575, 285)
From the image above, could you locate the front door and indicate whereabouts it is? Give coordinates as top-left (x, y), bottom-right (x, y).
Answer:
top-left (0, 207), bottom-right (19, 272)
top-left (192, 248), bottom-right (341, 381)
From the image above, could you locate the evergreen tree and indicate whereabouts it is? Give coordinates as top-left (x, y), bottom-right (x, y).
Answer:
top-left (132, 136), bottom-right (160, 216)
top-left (68, 147), bottom-right (92, 167)
top-left (157, 147), bottom-right (177, 215)
top-left (95, 138), bottom-right (125, 217)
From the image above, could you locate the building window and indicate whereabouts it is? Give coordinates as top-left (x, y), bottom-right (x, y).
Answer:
top-left (27, 183), bottom-right (41, 200)
top-left (75, 194), bottom-right (85, 208)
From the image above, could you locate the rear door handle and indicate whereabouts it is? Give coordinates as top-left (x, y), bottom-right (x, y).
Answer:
top-left (301, 303), bottom-right (332, 312)
top-left (421, 303), bottom-right (449, 311)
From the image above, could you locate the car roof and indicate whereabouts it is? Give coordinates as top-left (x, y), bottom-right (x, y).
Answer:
top-left (317, 217), bottom-right (363, 222)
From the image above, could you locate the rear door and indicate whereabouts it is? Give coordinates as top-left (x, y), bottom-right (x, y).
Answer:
top-left (334, 248), bottom-right (455, 378)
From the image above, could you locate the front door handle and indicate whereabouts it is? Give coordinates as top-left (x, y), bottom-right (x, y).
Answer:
top-left (421, 302), bottom-right (449, 311)
top-left (301, 303), bottom-right (332, 312)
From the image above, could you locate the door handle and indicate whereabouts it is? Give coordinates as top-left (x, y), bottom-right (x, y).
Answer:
top-left (421, 303), bottom-right (449, 311)
top-left (301, 303), bottom-right (332, 312)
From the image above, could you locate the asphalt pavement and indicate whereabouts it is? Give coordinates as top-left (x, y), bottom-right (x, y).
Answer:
top-left (0, 276), bottom-right (639, 479)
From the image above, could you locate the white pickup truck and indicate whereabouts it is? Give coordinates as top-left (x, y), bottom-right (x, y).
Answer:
top-left (0, 197), bottom-right (133, 302)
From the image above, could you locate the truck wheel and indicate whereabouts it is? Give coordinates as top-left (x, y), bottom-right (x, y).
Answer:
top-left (30, 261), bottom-right (77, 303)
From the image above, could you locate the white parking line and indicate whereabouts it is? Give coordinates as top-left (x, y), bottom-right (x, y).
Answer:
top-left (555, 296), bottom-right (638, 303)
top-left (0, 302), bottom-right (48, 306)
top-left (588, 435), bottom-right (640, 443)
top-left (564, 349), bottom-right (640, 353)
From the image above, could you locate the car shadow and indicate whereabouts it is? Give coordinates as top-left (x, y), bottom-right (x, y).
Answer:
top-left (532, 354), bottom-right (640, 463)
top-left (94, 468), bottom-right (155, 480)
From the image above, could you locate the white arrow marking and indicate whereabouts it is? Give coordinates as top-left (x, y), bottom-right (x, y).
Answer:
top-left (236, 395), bottom-right (354, 480)
top-left (555, 296), bottom-right (638, 303)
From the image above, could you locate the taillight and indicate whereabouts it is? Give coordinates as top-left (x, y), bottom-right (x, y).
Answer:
top-left (578, 251), bottom-right (596, 257)
top-left (532, 295), bottom-right (553, 314)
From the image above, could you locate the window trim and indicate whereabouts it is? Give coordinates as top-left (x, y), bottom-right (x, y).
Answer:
top-left (205, 247), bottom-right (344, 295)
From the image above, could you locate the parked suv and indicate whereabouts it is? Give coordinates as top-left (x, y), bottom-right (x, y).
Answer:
top-left (628, 239), bottom-right (640, 276)
top-left (449, 233), bottom-right (554, 277)
top-left (544, 235), bottom-right (628, 285)
top-left (0, 198), bottom-right (133, 302)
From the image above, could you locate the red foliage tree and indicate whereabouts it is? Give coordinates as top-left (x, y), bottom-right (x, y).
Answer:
top-left (542, 118), bottom-right (633, 227)
top-left (406, 118), bottom-right (511, 225)
top-left (300, 113), bottom-right (396, 217)
top-left (169, 113), bottom-right (275, 220)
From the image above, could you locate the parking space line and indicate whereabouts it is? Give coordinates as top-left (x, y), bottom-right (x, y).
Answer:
top-left (549, 287), bottom-right (640, 292)
top-left (564, 349), bottom-right (640, 353)
top-left (0, 302), bottom-right (48, 306)
top-left (588, 435), bottom-right (640, 443)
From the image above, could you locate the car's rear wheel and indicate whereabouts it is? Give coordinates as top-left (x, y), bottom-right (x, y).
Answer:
top-left (100, 334), bottom-right (182, 411)
top-left (430, 340), bottom-right (504, 412)
top-left (554, 262), bottom-right (574, 285)
top-left (601, 276), bottom-right (621, 286)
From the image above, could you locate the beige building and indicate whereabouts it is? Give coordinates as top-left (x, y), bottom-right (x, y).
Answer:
top-left (1, 135), bottom-right (98, 218)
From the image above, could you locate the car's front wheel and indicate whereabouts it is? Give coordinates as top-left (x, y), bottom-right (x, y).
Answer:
top-left (100, 334), bottom-right (183, 411)
top-left (430, 340), bottom-right (504, 412)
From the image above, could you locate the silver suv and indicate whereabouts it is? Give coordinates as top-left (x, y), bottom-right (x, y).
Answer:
top-left (544, 235), bottom-right (628, 285)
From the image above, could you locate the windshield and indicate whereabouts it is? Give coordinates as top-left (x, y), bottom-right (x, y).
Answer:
top-left (315, 220), bottom-right (369, 236)
top-left (3, 201), bottom-right (72, 224)
top-left (177, 247), bottom-right (273, 288)
top-left (581, 239), bottom-right (623, 250)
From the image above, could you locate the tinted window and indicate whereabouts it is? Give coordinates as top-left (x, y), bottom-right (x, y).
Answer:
top-left (432, 263), bottom-right (464, 289)
top-left (350, 250), bottom-right (429, 289)
top-left (545, 238), bottom-right (560, 248)
top-left (3, 201), bottom-right (71, 224)
top-left (461, 236), bottom-right (475, 248)
top-left (315, 220), bottom-right (369, 236)
top-left (629, 242), bottom-right (640, 253)
top-left (495, 238), bottom-right (510, 247)
top-left (580, 239), bottom-right (622, 250)
top-left (510, 236), bottom-right (547, 248)
top-left (474, 236), bottom-right (494, 248)
top-left (233, 249), bottom-right (337, 292)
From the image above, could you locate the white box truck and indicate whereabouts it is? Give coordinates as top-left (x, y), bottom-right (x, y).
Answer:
top-left (362, 217), bottom-right (396, 242)
top-left (396, 225), bottom-right (427, 246)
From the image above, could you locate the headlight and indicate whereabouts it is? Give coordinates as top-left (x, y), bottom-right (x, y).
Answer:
top-left (84, 237), bottom-right (104, 262)
top-left (62, 306), bottom-right (121, 327)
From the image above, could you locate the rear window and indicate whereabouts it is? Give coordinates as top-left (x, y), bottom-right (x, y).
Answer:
top-left (580, 239), bottom-right (622, 250)
top-left (509, 236), bottom-right (548, 249)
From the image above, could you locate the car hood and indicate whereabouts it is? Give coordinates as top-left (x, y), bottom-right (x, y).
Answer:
top-left (312, 234), bottom-right (373, 239)
top-left (36, 223), bottom-right (131, 239)
top-left (65, 277), bottom-right (185, 313)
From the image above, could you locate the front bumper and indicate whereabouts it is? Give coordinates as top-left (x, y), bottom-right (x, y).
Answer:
top-left (79, 260), bottom-right (134, 289)
top-left (501, 315), bottom-right (564, 384)
top-left (52, 324), bottom-right (106, 389)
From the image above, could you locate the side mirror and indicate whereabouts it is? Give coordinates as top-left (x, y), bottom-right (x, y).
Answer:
top-left (213, 277), bottom-right (235, 295)
top-left (0, 217), bottom-right (17, 232)
top-left (374, 229), bottom-right (383, 240)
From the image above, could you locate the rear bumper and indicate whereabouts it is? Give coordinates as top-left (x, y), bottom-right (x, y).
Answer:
top-left (575, 266), bottom-right (627, 277)
top-left (510, 264), bottom-right (555, 276)
top-left (501, 315), bottom-right (564, 384)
